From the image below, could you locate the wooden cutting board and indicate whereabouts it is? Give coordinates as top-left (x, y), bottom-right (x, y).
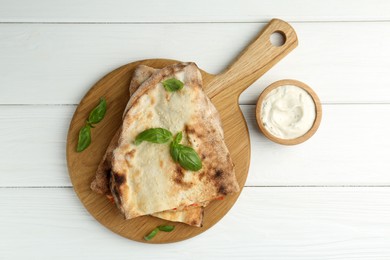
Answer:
top-left (66, 19), bottom-right (298, 243)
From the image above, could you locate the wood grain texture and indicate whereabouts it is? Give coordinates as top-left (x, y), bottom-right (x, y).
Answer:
top-left (1, 22), bottom-right (390, 104)
top-left (1, 104), bottom-right (390, 187)
top-left (1, 187), bottom-right (390, 259)
top-left (66, 19), bottom-right (297, 243)
top-left (0, 0), bottom-right (389, 22)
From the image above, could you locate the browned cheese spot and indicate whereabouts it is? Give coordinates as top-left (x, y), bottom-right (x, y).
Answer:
top-left (113, 172), bottom-right (126, 186)
top-left (159, 160), bottom-right (164, 168)
top-left (218, 185), bottom-right (228, 196)
top-left (173, 165), bottom-right (193, 189)
top-left (185, 124), bottom-right (196, 135)
top-left (173, 165), bottom-right (184, 185)
top-left (198, 171), bottom-right (205, 181)
top-left (213, 169), bottom-right (223, 180)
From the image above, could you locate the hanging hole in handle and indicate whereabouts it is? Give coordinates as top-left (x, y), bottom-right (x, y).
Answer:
top-left (270, 31), bottom-right (286, 47)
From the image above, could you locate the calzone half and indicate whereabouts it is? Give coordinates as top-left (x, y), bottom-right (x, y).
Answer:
top-left (109, 62), bottom-right (239, 219)
top-left (91, 65), bottom-right (206, 226)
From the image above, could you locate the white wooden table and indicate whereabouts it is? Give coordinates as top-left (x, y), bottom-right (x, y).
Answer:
top-left (1, 1), bottom-right (390, 259)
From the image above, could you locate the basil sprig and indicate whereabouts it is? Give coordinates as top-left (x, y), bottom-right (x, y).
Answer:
top-left (87, 97), bottom-right (107, 124)
top-left (76, 97), bottom-right (107, 152)
top-left (135, 128), bottom-right (173, 145)
top-left (135, 128), bottom-right (202, 172)
top-left (76, 125), bottom-right (91, 152)
top-left (170, 132), bottom-right (202, 171)
top-left (158, 225), bottom-right (175, 232)
top-left (144, 225), bottom-right (175, 241)
top-left (162, 78), bottom-right (184, 92)
top-left (144, 227), bottom-right (159, 241)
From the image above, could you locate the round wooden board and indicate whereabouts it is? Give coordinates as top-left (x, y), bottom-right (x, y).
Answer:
top-left (66, 59), bottom-right (250, 243)
top-left (66, 19), bottom-right (298, 243)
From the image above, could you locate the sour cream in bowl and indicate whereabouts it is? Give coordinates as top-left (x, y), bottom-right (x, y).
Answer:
top-left (256, 80), bottom-right (322, 145)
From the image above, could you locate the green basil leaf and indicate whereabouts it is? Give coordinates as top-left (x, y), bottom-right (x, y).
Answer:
top-left (158, 225), bottom-right (175, 232)
top-left (88, 97), bottom-right (107, 125)
top-left (135, 128), bottom-right (172, 145)
top-left (170, 142), bottom-right (180, 162)
top-left (144, 228), bottom-right (159, 241)
top-left (162, 78), bottom-right (184, 92)
top-left (177, 145), bottom-right (202, 171)
top-left (76, 125), bottom-right (91, 152)
top-left (173, 131), bottom-right (182, 145)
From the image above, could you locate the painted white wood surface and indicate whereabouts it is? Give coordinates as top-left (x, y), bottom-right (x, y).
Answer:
top-left (1, 22), bottom-right (390, 104)
top-left (0, 0), bottom-right (389, 22)
top-left (0, 104), bottom-right (389, 187)
top-left (1, 187), bottom-right (390, 259)
top-left (1, 0), bottom-right (390, 259)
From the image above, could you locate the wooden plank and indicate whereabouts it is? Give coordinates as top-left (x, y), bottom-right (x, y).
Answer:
top-left (1, 187), bottom-right (390, 259)
top-left (0, 104), bottom-right (389, 187)
top-left (245, 104), bottom-right (390, 186)
top-left (0, 22), bottom-right (390, 104)
top-left (0, 0), bottom-right (389, 22)
top-left (0, 106), bottom-right (74, 186)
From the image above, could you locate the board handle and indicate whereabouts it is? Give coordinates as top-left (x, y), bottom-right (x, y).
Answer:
top-left (207, 19), bottom-right (298, 99)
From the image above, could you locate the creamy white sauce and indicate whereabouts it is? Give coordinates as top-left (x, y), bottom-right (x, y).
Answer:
top-left (261, 85), bottom-right (316, 139)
